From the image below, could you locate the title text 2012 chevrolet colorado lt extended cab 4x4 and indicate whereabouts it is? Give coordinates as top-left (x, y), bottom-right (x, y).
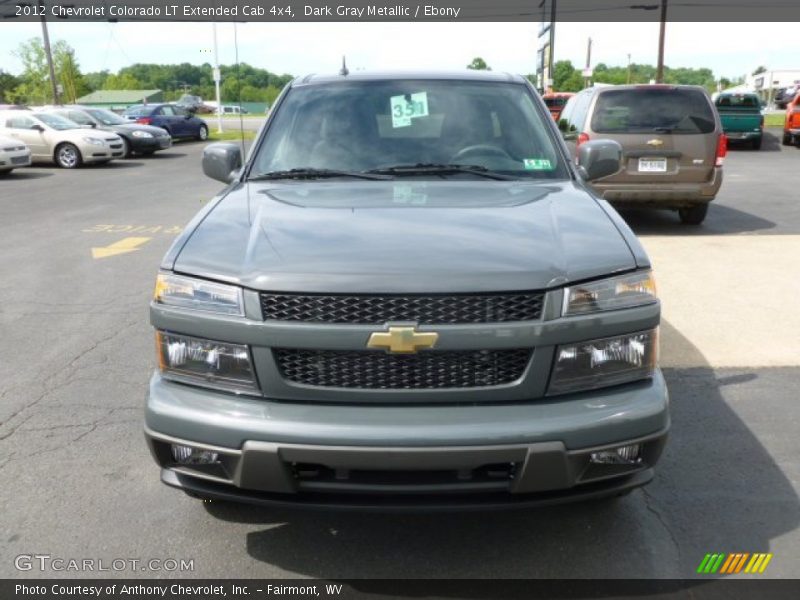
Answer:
top-left (145, 71), bottom-right (669, 510)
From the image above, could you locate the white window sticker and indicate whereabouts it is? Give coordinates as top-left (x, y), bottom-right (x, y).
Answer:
top-left (390, 92), bottom-right (429, 128)
top-left (523, 158), bottom-right (553, 170)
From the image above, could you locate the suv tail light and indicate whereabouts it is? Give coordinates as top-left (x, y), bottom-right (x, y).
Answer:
top-left (577, 132), bottom-right (590, 147)
top-left (136, 117), bottom-right (152, 125)
top-left (715, 134), bottom-right (727, 167)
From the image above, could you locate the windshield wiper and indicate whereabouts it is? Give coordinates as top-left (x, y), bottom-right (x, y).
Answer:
top-left (365, 163), bottom-right (518, 181)
top-left (248, 168), bottom-right (391, 181)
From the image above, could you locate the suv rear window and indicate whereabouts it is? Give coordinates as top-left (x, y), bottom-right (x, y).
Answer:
top-left (592, 88), bottom-right (715, 134)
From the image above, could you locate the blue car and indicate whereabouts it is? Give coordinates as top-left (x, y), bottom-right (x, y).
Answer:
top-left (122, 103), bottom-right (209, 141)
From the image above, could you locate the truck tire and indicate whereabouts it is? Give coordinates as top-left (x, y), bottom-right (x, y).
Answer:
top-left (783, 132), bottom-right (793, 146)
top-left (752, 136), bottom-right (762, 150)
top-left (678, 204), bottom-right (708, 225)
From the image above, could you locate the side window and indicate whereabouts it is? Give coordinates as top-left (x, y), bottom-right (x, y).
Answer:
top-left (570, 92), bottom-right (592, 132)
top-left (7, 116), bottom-right (35, 129)
top-left (558, 94), bottom-right (580, 137)
top-left (69, 111), bottom-right (92, 125)
top-left (160, 106), bottom-right (174, 116)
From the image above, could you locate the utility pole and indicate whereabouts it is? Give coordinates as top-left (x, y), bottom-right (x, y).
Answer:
top-left (212, 22), bottom-right (223, 133)
top-left (547, 0), bottom-right (556, 93)
top-left (38, 0), bottom-right (59, 105)
top-left (583, 37), bottom-right (592, 89)
top-left (656, 0), bottom-right (667, 83)
top-left (627, 53), bottom-right (632, 84)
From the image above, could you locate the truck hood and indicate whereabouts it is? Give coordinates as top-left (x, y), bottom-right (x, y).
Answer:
top-left (172, 180), bottom-right (638, 293)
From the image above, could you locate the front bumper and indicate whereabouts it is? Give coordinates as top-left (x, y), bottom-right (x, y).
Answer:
top-left (0, 149), bottom-right (32, 169)
top-left (129, 135), bottom-right (172, 152)
top-left (145, 370), bottom-right (669, 509)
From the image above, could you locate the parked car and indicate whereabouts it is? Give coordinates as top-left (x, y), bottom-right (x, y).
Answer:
top-left (145, 70), bottom-right (668, 509)
top-left (542, 92), bottom-right (574, 121)
top-left (775, 86), bottom-right (797, 110)
top-left (221, 105), bottom-right (249, 115)
top-left (0, 110), bottom-right (123, 168)
top-left (714, 92), bottom-right (764, 149)
top-left (782, 92), bottom-right (800, 146)
top-left (176, 94), bottom-right (214, 114)
top-left (122, 104), bottom-right (209, 141)
top-left (0, 134), bottom-right (31, 175)
top-left (44, 106), bottom-right (172, 157)
top-left (558, 84), bottom-right (725, 224)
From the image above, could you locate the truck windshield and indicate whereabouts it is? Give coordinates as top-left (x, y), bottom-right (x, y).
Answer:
top-left (250, 80), bottom-right (567, 180)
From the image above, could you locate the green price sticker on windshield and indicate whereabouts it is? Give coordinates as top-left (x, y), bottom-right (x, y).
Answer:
top-left (390, 92), bottom-right (429, 128)
top-left (523, 158), bottom-right (553, 170)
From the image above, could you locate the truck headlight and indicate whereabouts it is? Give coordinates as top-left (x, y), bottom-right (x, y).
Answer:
top-left (563, 271), bottom-right (656, 316)
top-left (156, 331), bottom-right (258, 394)
top-left (548, 329), bottom-right (657, 395)
top-left (153, 273), bottom-right (243, 316)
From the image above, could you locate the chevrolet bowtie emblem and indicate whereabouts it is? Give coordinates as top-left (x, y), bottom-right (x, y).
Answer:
top-left (646, 138), bottom-right (664, 146)
top-left (367, 326), bottom-right (439, 354)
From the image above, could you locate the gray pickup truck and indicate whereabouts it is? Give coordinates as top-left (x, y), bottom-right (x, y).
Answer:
top-left (145, 71), bottom-right (669, 509)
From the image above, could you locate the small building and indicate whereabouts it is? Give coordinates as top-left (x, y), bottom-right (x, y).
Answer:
top-left (746, 70), bottom-right (800, 106)
top-left (75, 89), bottom-right (164, 111)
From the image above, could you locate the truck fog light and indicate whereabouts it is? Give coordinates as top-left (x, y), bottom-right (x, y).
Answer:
top-left (171, 444), bottom-right (220, 465)
top-left (590, 444), bottom-right (642, 465)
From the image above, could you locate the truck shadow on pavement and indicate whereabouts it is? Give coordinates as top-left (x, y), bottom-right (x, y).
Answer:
top-left (618, 204), bottom-right (775, 236)
top-left (204, 320), bottom-right (800, 580)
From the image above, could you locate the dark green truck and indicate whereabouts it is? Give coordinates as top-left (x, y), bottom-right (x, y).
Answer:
top-left (715, 92), bottom-right (764, 149)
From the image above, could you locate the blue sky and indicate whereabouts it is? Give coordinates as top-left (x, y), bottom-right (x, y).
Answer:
top-left (1, 21), bottom-right (798, 80)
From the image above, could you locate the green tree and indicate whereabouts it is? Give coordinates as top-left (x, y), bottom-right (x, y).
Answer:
top-left (467, 57), bottom-right (491, 71)
top-left (752, 66), bottom-right (767, 76)
top-left (12, 38), bottom-right (50, 105)
top-left (103, 72), bottom-right (144, 90)
top-left (0, 70), bottom-right (20, 102)
top-left (84, 70), bottom-right (110, 92)
top-left (53, 40), bottom-right (87, 103)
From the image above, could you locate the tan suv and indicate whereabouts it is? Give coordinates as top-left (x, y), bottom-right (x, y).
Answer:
top-left (558, 84), bottom-right (726, 224)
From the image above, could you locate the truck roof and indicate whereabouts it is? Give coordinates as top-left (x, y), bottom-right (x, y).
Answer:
top-left (293, 70), bottom-right (528, 86)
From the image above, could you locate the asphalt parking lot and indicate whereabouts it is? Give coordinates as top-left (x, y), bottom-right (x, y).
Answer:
top-left (1, 130), bottom-right (798, 579)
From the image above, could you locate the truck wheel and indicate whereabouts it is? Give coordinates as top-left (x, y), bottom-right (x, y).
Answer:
top-left (752, 137), bottom-right (762, 150)
top-left (783, 132), bottom-right (793, 146)
top-left (678, 204), bottom-right (708, 225)
top-left (55, 143), bottom-right (82, 169)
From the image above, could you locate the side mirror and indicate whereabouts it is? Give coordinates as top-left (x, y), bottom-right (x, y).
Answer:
top-left (202, 142), bottom-right (242, 184)
top-left (576, 139), bottom-right (622, 181)
top-left (31, 124), bottom-right (45, 132)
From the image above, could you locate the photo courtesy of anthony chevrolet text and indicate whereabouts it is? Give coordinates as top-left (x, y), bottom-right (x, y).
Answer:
top-left (1, 1), bottom-right (800, 599)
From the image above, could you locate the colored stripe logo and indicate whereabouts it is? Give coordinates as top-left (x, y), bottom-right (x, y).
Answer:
top-left (697, 552), bottom-right (773, 574)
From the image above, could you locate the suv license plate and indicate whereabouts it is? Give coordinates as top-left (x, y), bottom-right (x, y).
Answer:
top-left (638, 158), bottom-right (667, 172)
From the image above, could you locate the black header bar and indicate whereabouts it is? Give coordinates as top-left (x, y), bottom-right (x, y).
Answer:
top-left (2, 0), bottom-right (800, 22)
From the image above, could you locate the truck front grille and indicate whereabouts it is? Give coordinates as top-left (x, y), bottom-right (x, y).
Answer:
top-left (259, 292), bottom-right (544, 324)
top-left (274, 348), bottom-right (532, 389)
